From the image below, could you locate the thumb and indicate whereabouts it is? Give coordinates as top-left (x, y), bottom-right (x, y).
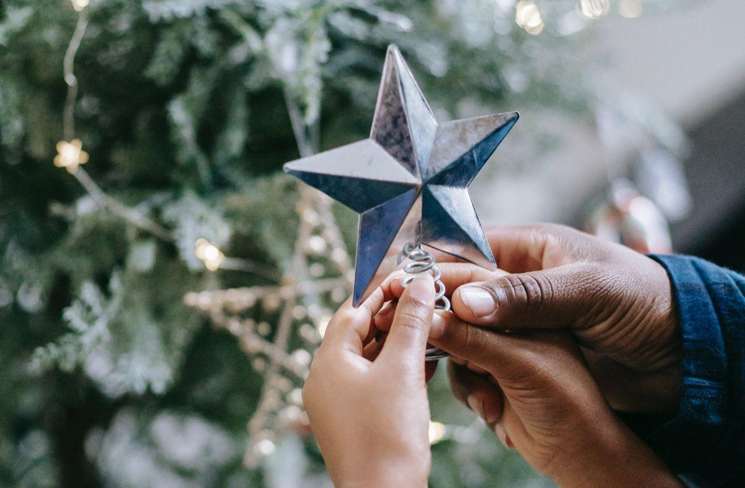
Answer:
top-left (451, 263), bottom-right (606, 331)
top-left (378, 274), bottom-right (435, 366)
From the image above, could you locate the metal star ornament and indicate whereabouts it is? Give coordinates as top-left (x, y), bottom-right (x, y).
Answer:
top-left (284, 45), bottom-right (518, 306)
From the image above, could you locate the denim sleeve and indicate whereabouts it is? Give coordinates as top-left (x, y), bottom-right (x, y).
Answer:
top-left (641, 255), bottom-right (745, 487)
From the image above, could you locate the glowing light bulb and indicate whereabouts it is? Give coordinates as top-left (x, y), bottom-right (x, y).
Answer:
top-left (317, 316), bottom-right (331, 338)
top-left (71, 0), bottom-right (89, 11)
top-left (428, 421), bottom-right (447, 445)
top-left (515, 1), bottom-right (545, 35)
top-left (307, 235), bottom-right (327, 253)
top-left (579, 0), bottom-right (610, 19)
top-left (291, 349), bottom-right (312, 367)
top-left (255, 438), bottom-right (275, 457)
top-left (194, 238), bottom-right (225, 271)
top-left (54, 139), bottom-right (89, 174)
top-left (618, 0), bottom-right (644, 18)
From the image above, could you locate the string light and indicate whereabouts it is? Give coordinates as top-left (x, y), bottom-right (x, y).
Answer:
top-left (257, 322), bottom-right (272, 336)
top-left (429, 421), bottom-right (447, 445)
top-left (288, 388), bottom-right (303, 406)
top-left (55, 3), bottom-right (179, 244)
top-left (291, 349), bottom-right (312, 367)
top-left (54, 139), bottom-right (89, 173)
top-left (54, 0), bottom-right (281, 276)
top-left (317, 315), bottom-right (331, 338)
top-left (618, 0), bottom-right (644, 18)
top-left (50, 0), bottom-right (663, 472)
top-left (515, 1), bottom-right (545, 35)
top-left (292, 304), bottom-right (307, 320)
top-left (307, 235), bottom-right (327, 254)
top-left (187, 188), bottom-right (353, 467)
top-left (309, 262), bottom-right (325, 277)
top-left (71, 0), bottom-right (89, 11)
top-left (194, 238), bottom-right (225, 271)
top-left (253, 438), bottom-right (276, 457)
top-left (579, 0), bottom-right (611, 19)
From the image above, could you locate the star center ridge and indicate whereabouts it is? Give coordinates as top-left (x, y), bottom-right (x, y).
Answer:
top-left (284, 45), bottom-right (518, 305)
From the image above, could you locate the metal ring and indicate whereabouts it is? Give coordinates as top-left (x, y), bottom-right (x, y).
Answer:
top-left (398, 242), bottom-right (451, 361)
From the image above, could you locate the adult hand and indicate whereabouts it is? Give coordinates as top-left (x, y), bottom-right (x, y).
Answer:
top-left (440, 327), bottom-right (682, 487)
top-left (303, 275), bottom-right (436, 488)
top-left (379, 223), bottom-right (680, 414)
top-left (444, 224), bottom-right (680, 414)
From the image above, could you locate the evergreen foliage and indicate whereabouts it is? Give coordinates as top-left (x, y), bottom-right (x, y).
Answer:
top-left (0, 1), bottom-right (679, 486)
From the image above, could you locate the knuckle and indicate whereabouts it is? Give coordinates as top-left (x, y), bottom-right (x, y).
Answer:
top-left (396, 308), bottom-right (428, 332)
top-left (335, 308), bottom-right (359, 324)
top-left (461, 325), bottom-right (491, 361)
top-left (499, 354), bottom-right (546, 386)
top-left (528, 223), bottom-right (590, 260)
top-left (544, 222), bottom-right (575, 235)
top-left (459, 323), bottom-right (475, 352)
top-left (404, 291), bottom-right (432, 310)
top-left (525, 222), bottom-right (572, 239)
top-left (575, 264), bottom-right (614, 302)
top-left (492, 273), bottom-right (553, 315)
top-left (583, 264), bottom-right (614, 294)
top-left (581, 267), bottom-right (631, 327)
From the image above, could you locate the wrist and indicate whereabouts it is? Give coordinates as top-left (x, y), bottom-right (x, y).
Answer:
top-left (642, 257), bottom-right (683, 413)
top-left (336, 460), bottom-right (429, 488)
top-left (551, 411), bottom-right (681, 488)
top-left (340, 474), bottom-right (427, 488)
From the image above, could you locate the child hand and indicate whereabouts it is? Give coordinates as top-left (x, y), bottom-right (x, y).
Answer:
top-left (302, 275), bottom-right (436, 488)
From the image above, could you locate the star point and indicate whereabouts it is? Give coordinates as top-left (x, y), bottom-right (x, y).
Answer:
top-left (284, 45), bottom-right (518, 305)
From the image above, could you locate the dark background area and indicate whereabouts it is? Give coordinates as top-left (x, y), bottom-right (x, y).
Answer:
top-left (674, 90), bottom-right (745, 272)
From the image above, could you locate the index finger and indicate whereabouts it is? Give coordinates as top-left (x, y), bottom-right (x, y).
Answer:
top-left (431, 312), bottom-right (581, 379)
top-left (379, 263), bottom-right (504, 302)
top-left (319, 286), bottom-right (386, 357)
top-left (484, 224), bottom-right (591, 272)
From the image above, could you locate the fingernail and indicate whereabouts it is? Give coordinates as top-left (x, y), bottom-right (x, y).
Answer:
top-left (450, 355), bottom-right (466, 366)
top-left (467, 394), bottom-right (485, 419)
top-left (494, 424), bottom-right (511, 449)
top-left (407, 274), bottom-right (434, 302)
top-left (374, 302), bottom-right (393, 329)
top-left (390, 269), bottom-right (406, 281)
top-left (430, 311), bottom-right (447, 338)
top-left (480, 394), bottom-right (502, 424)
top-left (376, 331), bottom-right (388, 345)
top-left (458, 287), bottom-right (496, 318)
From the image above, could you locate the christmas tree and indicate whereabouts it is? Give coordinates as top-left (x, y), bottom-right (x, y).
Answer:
top-left (0, 1), bottom-right (687, 486)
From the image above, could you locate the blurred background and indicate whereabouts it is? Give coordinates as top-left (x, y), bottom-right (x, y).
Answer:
top-left (1, 0), bottom-right (743, 487)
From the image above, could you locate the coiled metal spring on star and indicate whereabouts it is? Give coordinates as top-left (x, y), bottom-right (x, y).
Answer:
top-left (398, 242), bottom-right (450, 361)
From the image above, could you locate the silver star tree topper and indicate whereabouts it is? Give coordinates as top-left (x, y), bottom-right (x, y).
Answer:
top-left (284, 45), bottom-right (518, 306)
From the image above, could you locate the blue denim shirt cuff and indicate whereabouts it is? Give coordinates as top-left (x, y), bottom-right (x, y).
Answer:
top-left (644, 255), bottom-right (743, 486)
